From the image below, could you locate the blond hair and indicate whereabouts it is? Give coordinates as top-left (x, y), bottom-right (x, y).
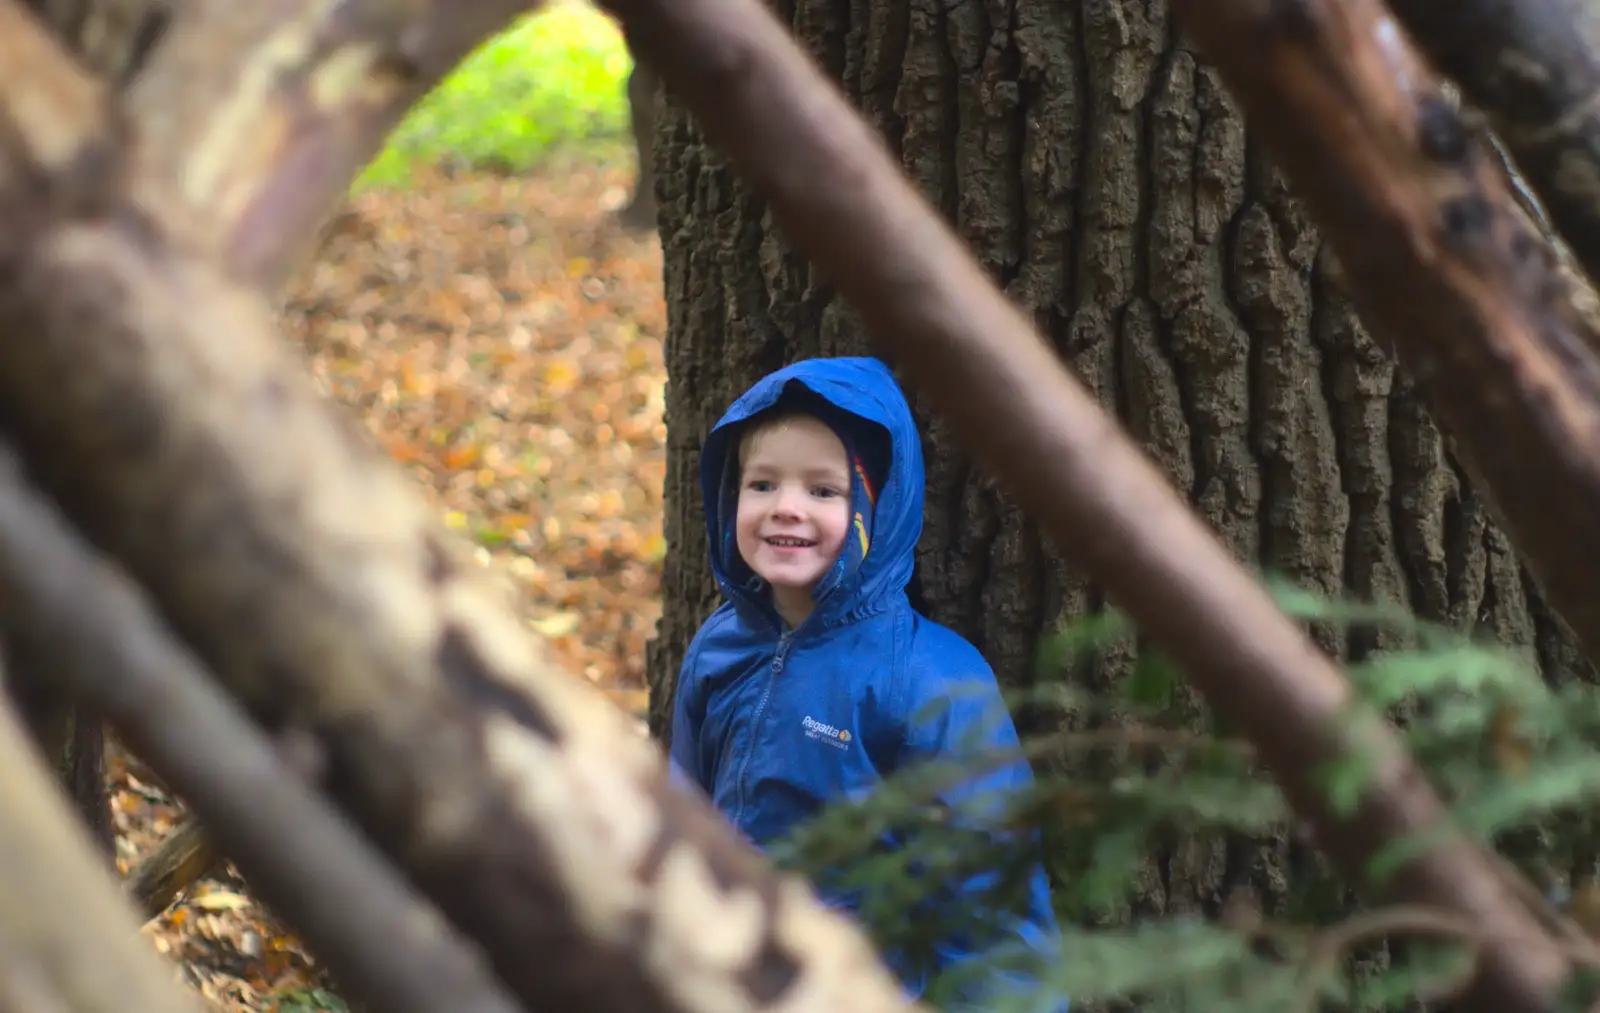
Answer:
top-left (737, 410), bottom-right (832, 468)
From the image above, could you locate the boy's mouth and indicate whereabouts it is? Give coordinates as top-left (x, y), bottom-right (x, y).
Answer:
top-left (764, 535), bottom-right (816, 548)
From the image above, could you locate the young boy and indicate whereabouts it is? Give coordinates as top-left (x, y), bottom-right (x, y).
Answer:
top-left (669, 356), bottom-right (1066, 1011)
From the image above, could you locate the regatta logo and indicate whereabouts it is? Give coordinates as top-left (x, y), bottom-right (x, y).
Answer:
top-left (801, 715), bottom-right (852, 751)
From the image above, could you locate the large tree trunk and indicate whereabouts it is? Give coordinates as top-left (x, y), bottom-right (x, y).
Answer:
top-left (646, 0), bottom-right (1596, 922)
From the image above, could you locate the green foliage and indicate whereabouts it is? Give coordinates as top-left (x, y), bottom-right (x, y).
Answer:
top-left (357, 1), bottom-right (634, 189)
top-left (771, 578), bottom-right (1600, 1012)
top-left (272, 987), bottom-right (349, 1013)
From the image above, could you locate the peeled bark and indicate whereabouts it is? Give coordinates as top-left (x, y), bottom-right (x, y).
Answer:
top-left (1388, 0), bottom-right (1600, 287)
top-left (22, 0), bottom-right (546, 289)
top-left (123, 0), bottom-right (543, 291)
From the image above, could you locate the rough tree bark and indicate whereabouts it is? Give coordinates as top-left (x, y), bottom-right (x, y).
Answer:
top-left (646, 0), bottom-right (1597, 923)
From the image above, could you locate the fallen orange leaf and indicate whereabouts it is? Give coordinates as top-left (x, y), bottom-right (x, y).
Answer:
top-left (444, 443), bottom-right (481, 469)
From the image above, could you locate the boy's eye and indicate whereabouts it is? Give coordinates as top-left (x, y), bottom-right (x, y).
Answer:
top-left (813, 486), bottom-right (843, 499)
top-left (745, 479), bottom-right (773, 492)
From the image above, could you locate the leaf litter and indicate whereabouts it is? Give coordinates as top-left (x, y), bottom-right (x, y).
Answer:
top-left (113, 155), bottom-right (667, 1011)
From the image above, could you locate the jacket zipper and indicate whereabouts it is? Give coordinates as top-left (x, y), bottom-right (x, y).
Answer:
top-left (731, 626), bottom-right (796, 822)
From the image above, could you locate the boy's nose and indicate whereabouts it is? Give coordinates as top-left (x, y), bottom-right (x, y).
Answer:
top-left (772, 485), bottom-right (806, 517)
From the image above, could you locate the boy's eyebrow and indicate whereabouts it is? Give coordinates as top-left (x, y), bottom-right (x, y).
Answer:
top-left (741, 461), bottom-right (851, 482)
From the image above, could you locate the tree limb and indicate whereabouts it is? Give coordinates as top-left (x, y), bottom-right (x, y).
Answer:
top-left (0, 6), bottom-right (926, 1013)
top-left (1385, 0), bottom-right (1600, 286)
top-left (0, 446), bottom-right (533, 1013)
top-left (597, 0), bottom-right (1573, 1010)
top-left (1169, 0), bottom-right (1600, 711)
top-left (0, 657), bottom-right (210, 1013)
top-left (123, 0), bottom-right (542, 290)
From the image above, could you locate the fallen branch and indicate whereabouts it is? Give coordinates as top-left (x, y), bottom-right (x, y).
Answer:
top-left (124, 0), bottom-right (543, 290)
top-left (0, 447), bottom-right (531, 1013)
top-left (598, 0), bottom-right (1571, 1009)
top-left (0, 656), bottom-right (209, 1013)
top-left (127, 817), bottom-right (218, 919)
top-left (0, 5), bottom-right (925, 1013)
top-left (1386, 0), bottom-right (1600, 286)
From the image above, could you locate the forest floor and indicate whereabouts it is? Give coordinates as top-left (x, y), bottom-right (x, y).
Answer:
top-left (107, 154), bottom-right (666, 1013)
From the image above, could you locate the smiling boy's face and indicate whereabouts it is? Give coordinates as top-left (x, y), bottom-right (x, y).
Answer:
top-left (735, 413), bottom-right (852, 626)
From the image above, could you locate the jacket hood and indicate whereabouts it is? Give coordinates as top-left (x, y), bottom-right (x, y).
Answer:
top-left (699, 356), bottom-right (924, 628)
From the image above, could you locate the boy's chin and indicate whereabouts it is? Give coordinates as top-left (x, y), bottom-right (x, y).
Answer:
top-left (763, 576), bottom-right (825, 601)
top-left (763, 575), bottom-right (822, 594)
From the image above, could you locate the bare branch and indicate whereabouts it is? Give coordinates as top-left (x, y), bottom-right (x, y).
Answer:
top-left (124, 0), bottom-right (542, 289)
top-left (1387, 0), bottom-right (1600, 286)
top-left (0, 448), bottom-right (532, 1013)
top-left (1168, 0), bottom-right (1600, 719)
top-left (0, 662), bottom-right (208, 1013)
top-left (598, 0), bottom-right (1572, 1009)
top-left (0, 8), bottom-right (926, 1013)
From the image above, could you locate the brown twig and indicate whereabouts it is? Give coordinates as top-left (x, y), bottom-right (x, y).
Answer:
top-left (599, 0), bottom-right (1572, 1008)
top-left (1291, 905), bottom-right (1484, 1011)
top-left (1494, 852), bottom-right (1600, 959)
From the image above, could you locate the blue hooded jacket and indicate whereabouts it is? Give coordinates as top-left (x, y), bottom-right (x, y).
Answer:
top-left (669, 356), bottom-right (1066, 1011)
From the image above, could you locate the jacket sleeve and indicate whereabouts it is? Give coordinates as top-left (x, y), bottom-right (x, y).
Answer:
top-left (667, 634), bottom-right (711, 795)
top-left (897, 640), bottom-right (1067, 1012)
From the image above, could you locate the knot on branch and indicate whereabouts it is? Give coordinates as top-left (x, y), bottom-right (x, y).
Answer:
top-left (0, 3), bottom-right (128, 223)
